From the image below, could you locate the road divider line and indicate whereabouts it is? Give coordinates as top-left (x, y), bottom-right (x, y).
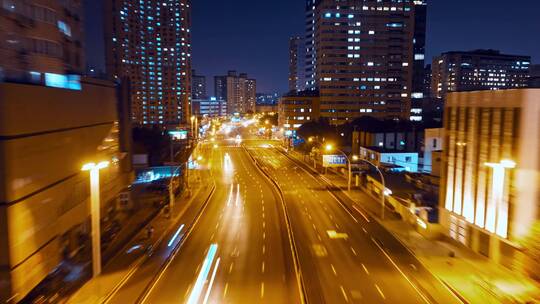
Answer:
top-left (340, 285), bottom-right (349, 302)
top-left (243, 145), bottom-right (308, 304)
top-left (372, 238), bottom-right (431, 304)
top-left (223, 283), bottom-right (228, 298)
top-left (352, 205), bottom-right (370, 223)
top-left (375, 284), bottom-right (386, 300)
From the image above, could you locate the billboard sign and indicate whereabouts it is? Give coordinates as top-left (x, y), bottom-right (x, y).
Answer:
top-left (168, 130), bottom-right (188, 140)
top-left (323, 154), bottom-right (347, 168)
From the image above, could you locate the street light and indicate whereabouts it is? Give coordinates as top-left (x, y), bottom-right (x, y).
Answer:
top-left (353, 157), bottom-right (388, 220)
top-left (81, 161), bottom-right (109, 278)
top-left (485, 159), bottom-right (516, 239)
top-left (324, 144), bottom-right (352, 192)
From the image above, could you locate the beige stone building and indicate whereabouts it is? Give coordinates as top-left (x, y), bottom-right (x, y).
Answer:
top-left (0, 79), bottom-right (132, 302)
top-left (440, 89), bottom-right (540, 269)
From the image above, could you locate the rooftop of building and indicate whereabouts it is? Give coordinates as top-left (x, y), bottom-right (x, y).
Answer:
top-left (362, 146), bottom-right (419, 154)
top-left (440, 49), bottom-right (531, 59)
top-left (283, 89), bottom-right (320, 97)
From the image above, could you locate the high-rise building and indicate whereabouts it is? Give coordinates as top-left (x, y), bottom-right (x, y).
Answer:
top-left (431, 50), bottom-right (530, 100)
top-left (105, 0), bottom-right (192, 127)
top-left (440, 89), bottom-right (540, 267)
top-left (288, 36), bottom-right (305, 93)
top-left (528, 64), bottom-right (540, 88)
top-left (0, 0), bottom-right (85, 81)
top-left (214, 71), bottom-right (256, 114)
top-left (192, 69), bottom-right (207, 99)
top-left (303, 0), bottom-right (425, 125)
top-left (410, 0), bottom-right (427, 121)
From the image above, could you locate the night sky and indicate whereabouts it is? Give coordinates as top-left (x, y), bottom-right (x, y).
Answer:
top-left (85, 0), bottom-right (540, 94)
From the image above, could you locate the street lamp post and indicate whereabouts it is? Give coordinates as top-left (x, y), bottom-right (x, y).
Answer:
top-left (81, 161), bottom-right (110, 278)
top-left (485, 159), bottom-right (515, 261)
top-left (169, 165), bottom-right (181, 208)
top-left (354, 157), bottom-right (388, 220)
top-left (325, 144), bottom-right (352, 192)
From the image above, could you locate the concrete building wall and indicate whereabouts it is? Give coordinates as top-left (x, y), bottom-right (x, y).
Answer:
top-left (0, 0), bottom-right (85, 78)
top-left (0, 79), bottom-right (131, 302)
top-left (440, 89), bottom-right (540, 269)
top-left (424, 128), bottom-right (443, 173)
top-left (278, 94), bottom-right (320, 130)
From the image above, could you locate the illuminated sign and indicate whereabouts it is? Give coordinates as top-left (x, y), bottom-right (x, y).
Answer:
top-left (45, 73), bottom-right (81, 90)
top-left (322, 154), bottom-right (347, 168)
top-left (168, 130), bottom-right (188, 140)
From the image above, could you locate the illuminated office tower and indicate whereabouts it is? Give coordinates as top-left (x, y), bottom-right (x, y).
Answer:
top-left (431, 50), bottom-right (530, 101)
top-left (304, 0), bottom-right (425, 125)
top-left (289, 36), bottom-right (305, 93)
top-left (105, 0), bottom-right (192, 127)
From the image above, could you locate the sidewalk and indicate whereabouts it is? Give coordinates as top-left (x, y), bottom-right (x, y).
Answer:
top-left (289, 150), bottom-right (540, 304)
top-left (65, 167), bottom-right (211, 304)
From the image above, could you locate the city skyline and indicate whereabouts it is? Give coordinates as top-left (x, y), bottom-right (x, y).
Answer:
top-left (85, 0), bottom-right (540, 93)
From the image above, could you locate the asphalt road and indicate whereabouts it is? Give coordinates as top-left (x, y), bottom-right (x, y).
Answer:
top-left (139, 141), bottom-right (300, 303)
top-left (244, 139), bottom-right (460, 304)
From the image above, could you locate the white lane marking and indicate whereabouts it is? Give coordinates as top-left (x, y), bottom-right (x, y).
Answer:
top-left (261, 261), bottom-right (265, 273)
top-left (353, 205), bottom-right (371, 222)
top-left (362, 227), bottom-right (368, 234)
top-left (372, 239), bottom-right (430, 304)
top-left (340, 285), bottom-right (349, 302)
top-left (260, 282), bottom-right (265, 299)
top-left (226, 184), bottom-right (233, 206)
top-left (262, 245), bottom-right (266, 254)
top-left (375, 284), bottom-right (386, 300)
top-left (351, 247), bottom-right (357, 256)
top-left (331, 264), bottom-right (337, 276)
top-left (263, 232), bottom-right (266, 240)
top-left (223, 283), bottom-right (229, 298)
top-left (202, 257), bottom-right (221, 304)
top-left (235, 184), bottom-right (241, 206)
top-left (229, 262), bottom-right (234, 274)
top-left (362, 263), bottom-right (370, 275)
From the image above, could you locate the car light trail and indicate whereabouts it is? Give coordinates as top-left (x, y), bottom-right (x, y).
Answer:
top-left (187, 244), bottom-right (219, 304)
top-left (202, 257), bottom-right (221, 304)
top-left (167, 224), bottom-right (185, 247)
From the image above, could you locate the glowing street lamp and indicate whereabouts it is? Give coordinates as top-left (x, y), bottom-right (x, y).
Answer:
top-left (324, 144), bottom-right (352, 192)
top-left (81, 161), bottom-right (109, 277)
top-left (485, 159), bottom-right (516, 239)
